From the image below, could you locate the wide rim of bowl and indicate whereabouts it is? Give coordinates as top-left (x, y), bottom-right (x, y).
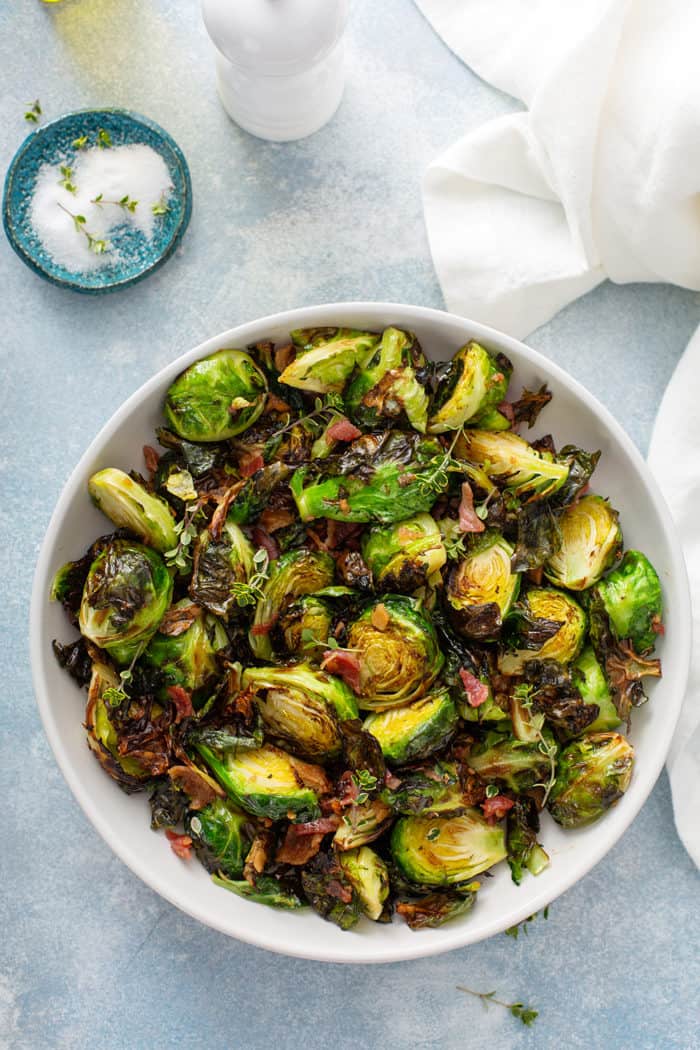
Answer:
top-left (3, 108), bottom-right (192, 294)
top-left (30, 301), bottom-right (692, 964)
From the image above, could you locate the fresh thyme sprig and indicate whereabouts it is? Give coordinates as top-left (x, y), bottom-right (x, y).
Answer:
top-left (102, 644), bottom-right (147, 707)
top-left (58, 165), bottom-right (78, 194)
top-left (230, 548), bottom-right (270, 608)
top-left (152, 193), bottom-right (171, 216)
top-left (274, 392), bottom-right (345, 441)
top-left (414, 430), bottom-right (462, 497)
top-left (513, 682), bottom-right (559, 803)
top-left (456, 987), bottom-right (538, 1027)
top-left (352, 768), bottom-right (379, 804)
top-left (164, 502), bottom-right (202, 574)
top-left (56, 202), bottom-right (109, 255)
top-left (24, 99), bottom-right (42, 124)
top-left (92, 193), bottom-right (139, 214)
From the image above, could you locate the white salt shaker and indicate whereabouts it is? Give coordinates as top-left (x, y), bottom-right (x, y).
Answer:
top-left (201, 0), bottom-right (350, 142)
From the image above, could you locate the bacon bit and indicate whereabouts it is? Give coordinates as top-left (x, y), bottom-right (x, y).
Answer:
top-left (321, 649), bottom-right (362, 693)
top-left (384, 769), bottom-right (402, 790)
top-left (291, 816), bottom-right (341, 836)
top-left (239, 451), bottom-right (264, 478)
top-left (492, 372), bottom-right (505, 384)
top-left (327, 879), bottom-right (353, 903)
top-left (143, 445), bottom-right (160, 475)
top-left (287, 754), bottom-right (333, 795)
top-left (482, 795), bottom-right (515, 824)
top-left (338, 498), bottom-right (352, 515)
top-left (266, 392), bottom-right (292, 414)
top-left (258, 505), bottom-right (296, 533)
top-left (306, 526), bottom-right (329, 551)
top-left (165, 829), bottom-right (192, 860)
top-left (158, 603), bottom-right (200, 637)
top-left (210, 481), bottom-right (246, 540)
top-left (337, 770), bottom-right (361, 807)
top-left (251, 619), bottom-right (276, 636)
top-left (497, 400), bottom-right (515, 425)
top-left (652, 617), bottom-right (665, 636)
top-left (527, 567), bottom-right (544, 586)
top-left (244, 832), bottom-right (272, 882)
top-left (458, 482), bottom-right (486, 534)
top-left (371, 602), bottom-right (391, 631)
top-left (275, 827), bottom-right (325, 866)
top-left (459, 668), bottom-right (489, 707)
top-left (320, 796), bottom-right (344, 816)
top-left (274, 343), bottom-right (295, 373)
top-left (167, 685), bottom-right (194, 723)
top-left (327, 418), bottom-right (362, 443)
top-left (251, 525), bottom-right (280, 561)
top-left (169, 765), bottom-right (223, 809)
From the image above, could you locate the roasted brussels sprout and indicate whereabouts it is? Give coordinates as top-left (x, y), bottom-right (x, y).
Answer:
top-left (392, 810), bottom-right (507, 886)
top-left (189, 519), bottom-right (255, 619)
top-left (164, 349), bottom-right (267, 442)
top-left (446, 531), bottom-right (520, 639)
top-left (242, 663), bottom-right (358, 760)
top-left (185, 797), bottom-right (251, 877)
top-left (88, 468), bottom-right (177, 553)
top-left (196, 743), bottom-right (322, 822)
top-left (544, 495), bottom-right (621, 590)
top-left (572, 646), bottom-right (621, 732)
top-left (506, 798), bottom-right (550, 885)
top-left (456, 430), bottom-right (569, 500)
top-left (85, 661), bottom-right (148, 782)
top-left (226, 461), bottom-right (292, 526)
top-left (468, 730), bottom-right (556, 793)
top-left (333, 799), bottom-right (394, 850)
top-left (279, 327), bottom-right (380, 393)
top-left (346, 596), bottom-right (444, 709)
top-left (250, 548), bottom-right (335, 660)
top-left (428, 341), bottom-right (511, 433)
top-left (345, 326), bottom-right (429, 432)
top-left (548, 732), bottom-right (634, 828)
top-left (278, 594), bottom-right (334, 656)
top-left (338, 846), bottom-right (390, 921)
top-left (142, 599), bottom-right (228, 699)
top-left (290, 431), bottom-right (447, 524)
top-left (363, 689), bottom-right (458, 765)
top-left (361, 513), bottom-right (446, 592)
top-left (380, 761), bottom-right (469, 816)
top-left (78, 539), bottom-right (173, 665)
top-left (395, 887), bottom-right (477, 929)
top-left (212, 873), bottom-right (305, 909)
top-left (301, 851), bottom-right (362, 929)
top-left (499, 587), bottom-right (586, 675)
top-left (592, 550), bottom-right (662, 654)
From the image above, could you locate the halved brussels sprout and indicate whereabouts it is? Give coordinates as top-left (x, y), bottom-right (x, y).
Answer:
top-left (279, 328), bottom-right (380, 393)
top-left (250, 548), bottom-right (336, 660)
top-left (548, 731), bottom-right (634, 828)
top-left (446, 531), bottom-right (520, 639)
top-left (338, 846), bottom-right (390, 921)
top-left (428, 342), bottom-right (511, 434)
top-left (544, 495), bottom-right (622, 590)
top-left (468, 731), bottom-right (556, 793)
top-left (506, 798), bottom-right (550, 885)
top-left (189, 519), bottom-right (255, 619)
top-left (164, 348), bottom-right (268, 442)
top-left (212, 873), bottom-right (305, 909)
top-left (79, 539), bottom-right (173, 665)
top-left (391, 810), bottom-right (507, 886)
top-left (345, 326), bottom-right (429, 432)
top-left (346, 596), bottom-right (444, 709)
top-left (363, 689), bottom-right (458, 765)
top-left (85, 661), bottom-right (148, 782)
top-left (185, 797), bottom-right (251, 877)
top-left (498, 587), bottom-right (586, 675)
top-left (301, 852), bottom-right (362, 929)
top-left (381, 761), bottom-right (469, 816)
top-left (573, 646), bottom-right (621, 732)
top-left (290, 431), bottom-right (446, 524)
top-left (333, 799), bottom-right (394, 850)
top-left (361, 513), bottom-right (446, 592)
top-left (227, 462), bottom-right (292, 526)
top-left (279, 595), bottom-right (333, 656)
top-left (456, 430), bottom-right (569, 500)
top-left (196, 743), bottom-right (322, 822)
top-left (242, 663), bottom-right (359, 760)
top-left (592, 550), bottom-right (662, 654)
top-left (142, 599), bottom-right (228, 700)
top-left (88, 468), bottom-right (177, 553)
top-left (396, 888), bottom-right (477, 929)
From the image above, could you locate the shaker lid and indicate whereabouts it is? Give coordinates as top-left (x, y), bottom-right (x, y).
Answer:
top-left (202, 0), bottom-right (349, 76)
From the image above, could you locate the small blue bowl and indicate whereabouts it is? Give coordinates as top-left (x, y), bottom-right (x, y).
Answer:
top-left (3, 109), bottom-right (192, 293)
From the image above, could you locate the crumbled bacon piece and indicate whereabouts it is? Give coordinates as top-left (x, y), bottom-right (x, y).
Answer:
top-left (167, 685), bottom-right (194, 723)
top-left (251, 525), bottom-right (280, 561)
top-left (384, 769), bottom-right (402, 790)
top-left (482, 795), bottom-right (515, 824)
top-left (274, 343), bottom-right (295, 372)
top-left (326, 418), bottom-right (362, 442)
top-left (459, 668), bottom-right (489, 707)
top-left (143, 445), bottom-right (160, 475)
top-left (258, 506), bottom-right (296, 533)
top-left (321, 649), bottom-right (362, 692)
top-left (169, 765), bottom-right (223, 809)
top-left (158, 603), bottom-right (200, 637)
top-left (371, 603), bottom-right (390, 631)
top-left (287, 754), bottom-right (333, 795)
top-left (251, 619), bottom-right (276, 636)
top-left (458, 482), bottom-right (486, 534)
top-left (327, 879), bottom-right (353, 903)
top-left (239, 451), bottom-right (264, 478)
top-left (337, 770), bottom-right (361, 807)
top-left (291, 816), bottom-right (341, 836)
top-left (527, 567), bottom-right (544, 585)
top-left (496, 400), bottom-right (515, 425)
top-left (275, 827), bottom-right (325, 866)
top-left (266, 392), bottom-right (291, 414)
top-left (165, 829), bottom-right (192, 860)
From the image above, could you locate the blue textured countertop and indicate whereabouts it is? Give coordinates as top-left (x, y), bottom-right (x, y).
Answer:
top-left (2, 2), bottom-right (699, 1048)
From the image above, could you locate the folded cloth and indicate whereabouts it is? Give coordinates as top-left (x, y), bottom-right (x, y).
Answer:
top-left (416, 0), bottom-right (700, 338)
top-left (648, 327), bottom-right (700, 868)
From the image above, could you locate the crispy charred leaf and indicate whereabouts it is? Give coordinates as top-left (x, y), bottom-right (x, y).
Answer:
top-left (395, 887), bottom-right (476, 929)
top-left (149, 778), bottom-right (189, 830)
top-left (339, 719), bottom-right (386, 784)
top-left (510, 501), bottom-right (562, 573)
top-left (522, 660), bottom-right (600, 741)
top-left (212, 872), bottom-right (305, 909)
top-left (51, 637), bottom-right (93, 687)
top-left (588, 593), bottom-right (661, 724)
top-left (155, 427), bottom-right (228, 479)
top-left (506, 797), bottom-right (549, 884)
top-left (186, 723), bottom-right (264, 751)
top-left (504, 601), bottom-right (563, 651)
top-left (381, 762), bottom-right (463, 815)
top-left (511, 385), bottom-right (553, 429)
top-left (300, 851), bottom-right (362, 930)
top-left (51, 530), bottom-right (130, 623)
top-left (551, 446), bottom-right (601, 508)
top-left (227, 462), bottom-right (291, 525)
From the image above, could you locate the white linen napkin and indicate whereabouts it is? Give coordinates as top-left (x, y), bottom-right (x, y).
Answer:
top-left (416, 0), bottom-right (700, 338)
top-left (647, 328), bottom-right (700, 868)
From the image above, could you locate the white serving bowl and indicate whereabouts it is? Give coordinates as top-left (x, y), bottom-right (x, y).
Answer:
top-left (30, 302), bottom-right (691, 964)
